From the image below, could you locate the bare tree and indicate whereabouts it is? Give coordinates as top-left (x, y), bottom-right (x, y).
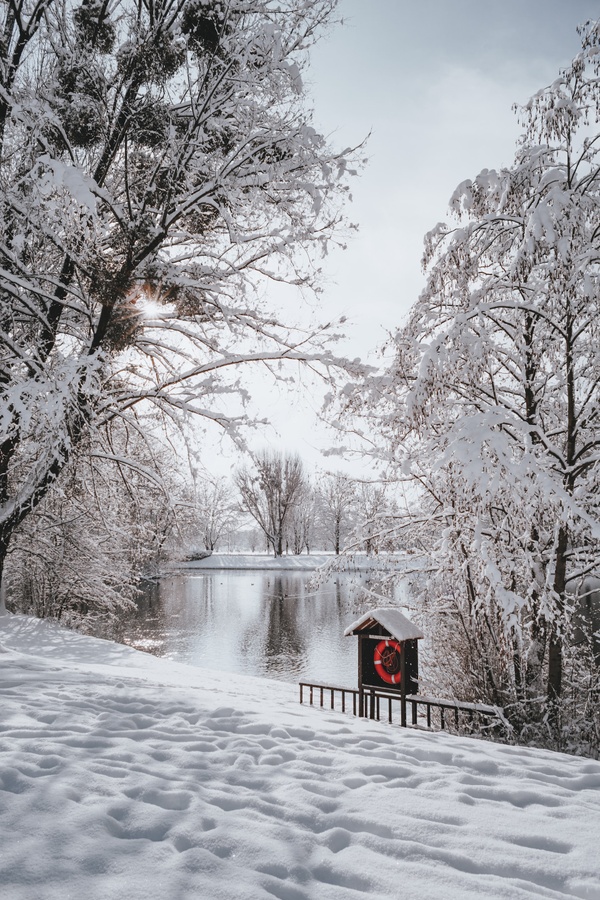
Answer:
top-left (235, 451), bottom-right (305, 556)
top-left (287, 484), bottom-right (315, 554)
top-left (317, 472), bottom-right (357, 554)
top-left (194, 477), bottom-right (237, 552)
top-left (357, 484), bottom-right (390, 556)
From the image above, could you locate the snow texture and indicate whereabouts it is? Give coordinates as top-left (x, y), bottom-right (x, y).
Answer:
top-left (344, 606), bottom-right (425, 641)
top-left (1, 614), bottom-right (599, 900)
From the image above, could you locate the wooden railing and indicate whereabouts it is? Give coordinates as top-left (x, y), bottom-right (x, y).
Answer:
top-left (299, 681), bottom-right (506, 735)
top-left (299, 682), bottom-right (359, 716)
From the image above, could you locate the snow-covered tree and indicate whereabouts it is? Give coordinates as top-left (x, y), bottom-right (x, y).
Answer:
top-left (193, 475), bottom-right (237, 551)
top-left (316, 471), bottom-right (356, 554)
top-left (0, 0), bottom-right (358, 601)
top-left (286, 481), bottom-right (314, 553)
top-left (356, 482), bottom-right (395, 556)
top-left (235, 449), bottom-right (305, 556)
top-left (358, 22), bottom-right (600, 736)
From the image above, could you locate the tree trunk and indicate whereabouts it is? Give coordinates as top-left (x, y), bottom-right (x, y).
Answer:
top-left (547, 305), bottom-right (575, 712)
top-left (547, 628), bottom-right (563, 703)
top-left (0, 540), bottom-right (8, 615)
top-left (547, 522), bottom-right (569, 724)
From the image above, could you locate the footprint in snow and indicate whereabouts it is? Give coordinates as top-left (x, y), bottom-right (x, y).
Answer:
top-left (134, 789), bottom-right (194, 811)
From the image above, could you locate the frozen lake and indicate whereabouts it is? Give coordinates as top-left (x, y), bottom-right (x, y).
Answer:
top-left (111, 567), bottom-right (408, 687)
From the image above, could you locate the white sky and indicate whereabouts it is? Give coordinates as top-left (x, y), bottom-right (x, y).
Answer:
top-left (201, 0), bottom-right (600, 478)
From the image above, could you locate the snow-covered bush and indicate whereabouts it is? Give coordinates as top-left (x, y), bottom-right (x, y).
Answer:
top-left (6, 416), bottom-right (188, 627)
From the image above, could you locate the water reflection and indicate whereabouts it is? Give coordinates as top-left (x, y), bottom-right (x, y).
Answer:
top-left (110, 571), bottom-right (405, 686)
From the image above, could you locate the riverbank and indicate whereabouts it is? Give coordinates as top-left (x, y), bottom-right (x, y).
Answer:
top-left (1, 612), bottom-right (599, 899)
top-left (169, 552), bottom-right (405, 572)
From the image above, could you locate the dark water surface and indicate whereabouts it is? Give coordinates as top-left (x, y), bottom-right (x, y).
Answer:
top-left (113, 570), bottom-right (404, 686)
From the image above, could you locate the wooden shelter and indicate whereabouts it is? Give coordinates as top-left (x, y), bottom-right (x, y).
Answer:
top-left (300, 606), bottom-right (504, 732)
top-left (344, 607), bottom-right (423, 723)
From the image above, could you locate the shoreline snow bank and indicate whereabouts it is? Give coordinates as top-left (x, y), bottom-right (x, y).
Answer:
top-left (167, 552), bottom-right (406, 572)
top-left (1, 614), bottom-right (599, 900)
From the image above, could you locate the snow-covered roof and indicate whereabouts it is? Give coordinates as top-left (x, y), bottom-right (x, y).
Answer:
top-left (344, 607), bottom-right (424, 641)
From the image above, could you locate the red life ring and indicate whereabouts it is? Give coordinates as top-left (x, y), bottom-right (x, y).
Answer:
top-left (374, 639), bottom-right (402, 685)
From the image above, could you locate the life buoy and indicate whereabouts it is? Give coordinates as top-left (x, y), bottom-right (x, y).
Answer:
top-left (374, 639), bottom-right (402, 685)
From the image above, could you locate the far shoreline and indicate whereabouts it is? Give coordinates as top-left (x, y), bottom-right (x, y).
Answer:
top-left (165, 552), bottom-right (406, 573)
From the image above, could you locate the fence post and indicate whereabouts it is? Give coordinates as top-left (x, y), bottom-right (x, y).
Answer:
top-left (400, 650), bottom-right (407, 727)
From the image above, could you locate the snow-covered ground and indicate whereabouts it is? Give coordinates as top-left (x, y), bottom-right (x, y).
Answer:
top-left (170, 553), bottom-right (404, 571)
top-left (1, 614), bottom-right (599, 900)
top-left (172, 553), bottom-right (334, 571)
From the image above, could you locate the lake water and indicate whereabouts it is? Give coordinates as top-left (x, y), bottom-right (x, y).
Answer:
top-left (113, 569), bottom-right (407, 687)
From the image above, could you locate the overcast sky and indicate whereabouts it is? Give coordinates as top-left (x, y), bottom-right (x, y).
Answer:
top-left (203, 0), bottom-right (600, 477)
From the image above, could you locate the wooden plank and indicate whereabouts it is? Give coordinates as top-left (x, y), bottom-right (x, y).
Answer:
top-left (405, 694), bottom-right (499, 715)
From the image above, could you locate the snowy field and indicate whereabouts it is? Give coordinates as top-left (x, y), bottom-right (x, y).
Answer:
top-left (1, 614), bottom-right (599, 900)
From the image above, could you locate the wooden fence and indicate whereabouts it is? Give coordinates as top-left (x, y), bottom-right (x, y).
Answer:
top-left (299, 681), bottom-right (506, 735)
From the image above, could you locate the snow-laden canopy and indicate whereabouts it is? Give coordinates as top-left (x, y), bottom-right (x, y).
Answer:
top-left (344, 607), bottom-right (424, 641)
